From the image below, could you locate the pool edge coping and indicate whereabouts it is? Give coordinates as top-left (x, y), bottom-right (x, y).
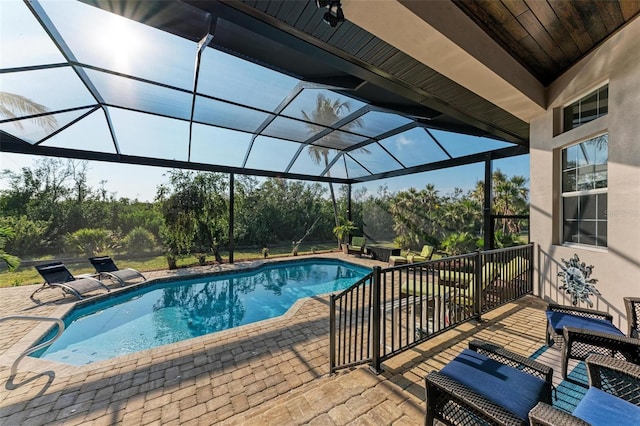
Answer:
top-left (2, 255), bottom-right (372, 376)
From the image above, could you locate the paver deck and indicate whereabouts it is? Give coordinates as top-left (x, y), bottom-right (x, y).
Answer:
top-left (0, 253), bottom-right (564, 425)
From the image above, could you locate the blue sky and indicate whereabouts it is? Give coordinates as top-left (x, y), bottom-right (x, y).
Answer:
top-left (0, 152), bottom-right (529, 202)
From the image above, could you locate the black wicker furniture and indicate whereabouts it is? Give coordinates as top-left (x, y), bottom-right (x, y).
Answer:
top-left (626, 296), bottom-right (640, 338)
top-left (529, 354), bottom-right (640, 425)
top-left (545, 299), bottom-right (640, 378)
top-left (367, 245), bottom-right (401, 262)
top-left (425, 339), bottom-right (553, 426)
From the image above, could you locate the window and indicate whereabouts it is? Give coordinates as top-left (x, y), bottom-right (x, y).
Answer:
top-left (563, 85), bottom-right (608, 131)
top-left (561, 134), bottom-right (608, 247)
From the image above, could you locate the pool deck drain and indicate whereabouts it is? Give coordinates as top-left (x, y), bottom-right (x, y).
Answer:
top-left (0, 253), bottom-right (552, 425)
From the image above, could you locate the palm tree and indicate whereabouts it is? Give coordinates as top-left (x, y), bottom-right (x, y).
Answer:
top-left (301, 93), bottom-right (365, 246)
top-left (390, 188), bottom-right (420, 247)
top-left (473, 170), bottom-right (529, 234)
top-left (0, 92), bottom-right (58, 132)
top-left (389, 185), bottom-right (444, 249)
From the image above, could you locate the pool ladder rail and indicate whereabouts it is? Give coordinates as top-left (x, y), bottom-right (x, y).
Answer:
top-left (0, 315), bottom-right (65, 377)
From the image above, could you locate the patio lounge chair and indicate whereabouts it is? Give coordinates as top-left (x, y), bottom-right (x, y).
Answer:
top-left (345, 236), bottom-right (366, 256)
top-left (425, 339), bottom-right (553, 426)
top-left (495, 256), bottom-right (529, 283)
top-left (488, 256), bottom-right (530, 303)
top-left (389, 245), bottom-right (436, 266)
top-left (32, 261), bottom-right (110, 300)
top-left (88, 256), bottom-right (146, 286)
top-left (400, 262), bottom-right (500, 323)
top-left (529, 354), bottom-right (640, 425)
top-left (545, 297), bottom-right (640, 378)
top-left (388, 250), bottom-right (409, 266)
top-left (406, 244), bottom-right (434, 263)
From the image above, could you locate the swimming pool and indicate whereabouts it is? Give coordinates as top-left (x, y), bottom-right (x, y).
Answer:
top-left (32, 259), bottom-right (370, 365)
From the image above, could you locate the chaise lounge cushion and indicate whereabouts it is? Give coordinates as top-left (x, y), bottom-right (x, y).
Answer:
top-left (572, 387), bottom-right (640, 424)
top-left (403, 261), bottom-right (503, 303)
top-left (438, 262), bottom-right (498, 286)
top-left (440, 349), bottom-right (549, 421)
top-left (498, 256), bottom-right (530, 282)
top-left (407, 245), bottom-right (434, 263)
top-left (545, 311), bottom-right (624, 336)
top-left (389, 254), bottom-right (408, 266)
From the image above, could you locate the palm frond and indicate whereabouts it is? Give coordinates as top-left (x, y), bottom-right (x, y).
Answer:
top-left (0, 251), bottom-right (20, 272)
top-left (0, 91), bottom-right (58, 132)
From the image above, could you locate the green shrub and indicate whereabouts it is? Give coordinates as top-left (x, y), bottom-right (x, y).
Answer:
top-left (123, 227), bottom-right (156, 254)
top-left (64, 228), bottom-right (114, 257)
top-left (0, 226), bottom-right (20, 271)
top-left (494, 230), bottom-right (522, 248)
top-left (0, 216), bottom-right (49, 257)
top-left (441, 232), bottom-right (478, 256)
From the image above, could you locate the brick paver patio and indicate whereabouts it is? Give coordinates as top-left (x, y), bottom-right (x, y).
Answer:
top-left (1, 253), bottom-right (562, 425)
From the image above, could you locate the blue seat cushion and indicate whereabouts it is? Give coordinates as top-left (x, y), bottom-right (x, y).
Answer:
top-left (546, 311), bottom-right (624, 336)
top-left (439, 349), bottom-right (548, 420)
top-left (572, 387), bottom-right (640, 425)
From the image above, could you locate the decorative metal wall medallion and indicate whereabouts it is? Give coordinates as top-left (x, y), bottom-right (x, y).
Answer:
top-left (558, 254), bottom-right (599, 306)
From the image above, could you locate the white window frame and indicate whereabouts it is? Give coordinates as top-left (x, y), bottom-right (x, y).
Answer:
top-left (560, 133), bottom-right (608, 249)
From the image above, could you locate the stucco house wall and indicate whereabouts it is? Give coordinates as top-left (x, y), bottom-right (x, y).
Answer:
top-left (529, 16), bottom-right (640, 331)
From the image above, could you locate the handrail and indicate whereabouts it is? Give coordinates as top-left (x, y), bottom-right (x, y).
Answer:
top-left (0, 316), bottom-right (65, 376)
top-left (330, 244), bottom-right (534, 373)
top-left (333, 271), bottom-right (374, 299)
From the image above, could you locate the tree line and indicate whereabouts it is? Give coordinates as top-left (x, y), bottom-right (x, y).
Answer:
top-left (0, 158), bottom-right (528, 271)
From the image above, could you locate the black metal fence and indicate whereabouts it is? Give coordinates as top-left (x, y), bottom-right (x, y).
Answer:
top-left (329, 244), bottom-right (534, 373)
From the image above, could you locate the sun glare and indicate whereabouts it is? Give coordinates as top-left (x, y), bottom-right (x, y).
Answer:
top-left (95, 18), bottom-right (142, 71)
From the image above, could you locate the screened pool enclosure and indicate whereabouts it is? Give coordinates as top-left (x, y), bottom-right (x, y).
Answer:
top-left (1, 0), bottom-right (530, 257)
top-left (0, 0), bottom-right (527, 181)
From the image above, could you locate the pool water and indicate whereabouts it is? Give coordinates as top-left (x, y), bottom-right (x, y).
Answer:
top-left (32, 259), bottom-right (369, 365)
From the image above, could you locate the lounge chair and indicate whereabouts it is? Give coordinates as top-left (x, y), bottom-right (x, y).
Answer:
top-left (388, 250), bottom-right (409, 266)
top-left (389, 245), bottom-right (434, 266)
top-left (398, 278), bottom-right (451, 332)
top-left (406, 245), bottom-right (434, 263)
top-left (487, 255), bottom-right (530, 304)
top-left (345, 236), bottom-right (366, 256)
top-left (425, 339), bottom-right (553, 426)
top-left (400, 262), bottom-right (498, 321)
top-left (88, 256), bottom-right (146, 286)
top-left (529, 354), bottom-right (640, 425)
top-left (435, 256), bottom-right (530, 306)
top-left (496, 256), bottom-right (529, 284)
top-left (437, 262), bottom-right (501, 320)
top-left (32, 261), bottom-right (110, 300)
top-left (545, 297), bottom-right (640, 378)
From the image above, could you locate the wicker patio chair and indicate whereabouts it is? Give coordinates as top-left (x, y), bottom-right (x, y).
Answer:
top-left (529, 354), bottom-right (640, 425)
top-left (545, 298), bottom-right (640, 378)
top-left (425, 339), bottom-right (553, 426)
top-left (626, 296), bottom-right (640, 338)
top-left (345, 236), bottom-right (366, 256)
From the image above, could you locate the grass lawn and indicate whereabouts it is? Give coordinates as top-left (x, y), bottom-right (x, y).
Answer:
top-left (0, 242), bottom-right (340, 288)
